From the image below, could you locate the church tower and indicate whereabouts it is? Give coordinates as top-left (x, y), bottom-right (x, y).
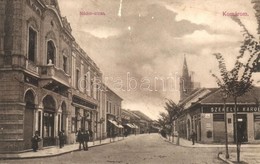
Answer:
top-left (179, 55), bottom-right (193, 101)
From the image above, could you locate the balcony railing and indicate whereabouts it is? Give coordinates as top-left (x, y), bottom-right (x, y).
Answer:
top-left (25, 60), bottom-right (39, 74)
top-left (39, 64), bottom-right (71, 86)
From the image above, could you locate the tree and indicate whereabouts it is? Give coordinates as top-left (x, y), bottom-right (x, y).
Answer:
top-left (211, 16), bottom-right (259, 162)
top-left (158, 99), bottom-right (181, 140)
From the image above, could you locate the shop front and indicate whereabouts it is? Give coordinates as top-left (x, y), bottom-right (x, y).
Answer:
top-left (200, 105), bottom-right (260, 144)
top-left (72, 95), bottom-right (97, 140)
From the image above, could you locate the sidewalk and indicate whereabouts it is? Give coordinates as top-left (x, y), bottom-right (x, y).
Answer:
top-left (161, 136), bottom-right (260, 164)
top-left (0, 137), bottom-right (124, 160)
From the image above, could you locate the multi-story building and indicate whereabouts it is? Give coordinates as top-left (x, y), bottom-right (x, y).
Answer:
top-left (0, 0), bottom-right (118, 152)
top-left (70, 41), bottom-right (103, 143)
top-left (0, 0), bottom-right (75, 151)
top-left (105, 87), bottom-right (123, 138)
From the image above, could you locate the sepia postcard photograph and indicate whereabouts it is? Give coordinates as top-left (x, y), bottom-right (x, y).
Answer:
top-left (0, 0), bottom-right (260, 163)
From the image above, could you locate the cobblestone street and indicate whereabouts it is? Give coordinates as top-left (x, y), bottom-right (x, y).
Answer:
top-left (3, 134), bottom-right (225, 164)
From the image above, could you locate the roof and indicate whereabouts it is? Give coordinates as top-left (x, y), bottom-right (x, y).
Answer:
top-left (178, 88), bottom-right (217, 109)
top-left (131, 111), bottom-right (153, 122)
top-left (199, 87), bottom-right (260, 105)
top-left (121, 109), bottom-right (141, 120)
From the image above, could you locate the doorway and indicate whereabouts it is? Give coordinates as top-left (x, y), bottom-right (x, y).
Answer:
top-left (233, 114), bottom-right (248, 142)
top-left (24, 90), bottom-right (35, 149)
top-left (42, 95), bottom-right (56, 147)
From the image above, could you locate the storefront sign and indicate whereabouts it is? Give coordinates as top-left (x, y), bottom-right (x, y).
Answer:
top-left (72, 95), bottom-right (97, 109)
top-left (203, 105), bottom-right (260, 113)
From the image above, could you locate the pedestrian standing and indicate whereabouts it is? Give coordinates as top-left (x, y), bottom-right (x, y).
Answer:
top-left (31, 131), bottom-right (41, 152)
top-left (58, 130), bottom-right (65, 148)
top-left (191, 130), bottom-right (196, 145)
top-left (77, 129), bottom-right (85, 150)
top-left (83, 130), bottom-right (90, 151)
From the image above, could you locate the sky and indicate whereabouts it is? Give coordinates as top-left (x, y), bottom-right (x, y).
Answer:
top-left (57, 0), bottom-right (258, 120)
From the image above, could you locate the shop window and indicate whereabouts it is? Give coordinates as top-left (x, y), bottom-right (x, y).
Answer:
top-left (213, 114), bottom-right (224, 122)
top-left (254, 115), bottom-right (260, 140)
top-left (43, 112), bottom-right (54, 138)
top-left (71, 117), bottom-right (76, 133)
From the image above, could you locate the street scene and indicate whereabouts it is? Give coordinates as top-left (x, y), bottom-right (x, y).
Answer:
top-left (3, 134), bottom-right (225, 164)
top-left (1, 0), bottom-right (260, 164)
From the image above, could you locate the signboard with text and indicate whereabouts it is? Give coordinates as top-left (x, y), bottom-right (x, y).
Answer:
top-left (202, 105), bottom-right (260, 113)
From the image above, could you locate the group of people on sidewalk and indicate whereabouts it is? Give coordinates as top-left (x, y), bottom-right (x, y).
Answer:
top-left (31, 130), bottom-right (66, 152)
top-left (76, 129), bottom-right (91, 151)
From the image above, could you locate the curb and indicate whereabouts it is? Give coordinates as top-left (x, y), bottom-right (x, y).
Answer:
top-left (0, 139), bottom-right (124, 160)
top-left (218, 152), bottom-right (234, 164)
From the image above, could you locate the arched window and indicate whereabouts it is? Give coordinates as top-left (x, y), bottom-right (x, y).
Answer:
top-left (47, 41), bottom-right (55, 65)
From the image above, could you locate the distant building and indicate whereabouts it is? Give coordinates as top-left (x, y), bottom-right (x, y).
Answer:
top-left (121, 109), bottom-right (140, 135)
top-left (132, 111), bottom-right (153, 134)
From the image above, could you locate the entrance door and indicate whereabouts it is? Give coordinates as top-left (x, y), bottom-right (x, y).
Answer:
top-left (42, 95), bottom-right (56, 147)
top-left (233, 114), bottom-right (248, 142)
top-left (24, 90), bottom-right (35, 150)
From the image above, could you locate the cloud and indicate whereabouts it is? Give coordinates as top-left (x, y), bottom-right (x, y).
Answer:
top-left (83, 27), bottom-right (121, 38)
top-left (180, 30), bottom-right (239, 44)
top-left (58, 0), bottom-right (259, 119)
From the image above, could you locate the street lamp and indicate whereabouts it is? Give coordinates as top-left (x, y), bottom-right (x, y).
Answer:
top-left (222, 92), bottom-right (229, 159)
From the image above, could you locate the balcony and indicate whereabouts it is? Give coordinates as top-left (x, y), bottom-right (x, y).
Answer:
top-left (25, 60), bottom-right (39, 74)
top-left (39, 64), bottom-right (70, 87)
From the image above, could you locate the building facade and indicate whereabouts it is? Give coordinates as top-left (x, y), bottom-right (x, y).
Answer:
top-left (105, 87), bottom-right (123, 138)
top-left (177, 87), bottom-right (260, 144)
top-left (176, 55), bottom-right (260, 144)
top-left (0, 0), bottom-right (117, 152)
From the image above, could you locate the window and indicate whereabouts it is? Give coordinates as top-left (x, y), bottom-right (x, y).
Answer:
top-left (63, 56), bottom-right (67, 73)
top-left (84, 75), bottom-right (87, 93)
top-left (38, 111), bottom-right (41, 136)
top-left (47, 41), bottom-right (55, 65)
top-left (71, 117), bottom-right (76, 133)
top-left (114, 105), bottom-right (116, 115)
top-left (254, 115), bottom-right (260, 140)
top-left (109, 102), bottom-right (112, 114)
top-left (91, 80), bottom-right (94, 97)
top-left (76, 69), bottom-right (80, 89)
top-left (106, 101), bottom-right (109, 113)
top-left (28, 27), bottom-right (37, 62)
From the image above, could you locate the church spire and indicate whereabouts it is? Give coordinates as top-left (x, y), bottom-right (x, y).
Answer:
top-left (182, 54), bottom-right (189, 78)
top-left (180, 54), bottom-right (192, 101)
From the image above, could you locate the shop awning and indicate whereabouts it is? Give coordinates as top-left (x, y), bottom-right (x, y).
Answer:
top-left (126, 123), bottom-right (135, 128)
top-left (118, 124), bottom-right (124, 128)
top-left (132, 123), bottom-right (139, 129)
top-left (108, 120), bottom-right (123, 128)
